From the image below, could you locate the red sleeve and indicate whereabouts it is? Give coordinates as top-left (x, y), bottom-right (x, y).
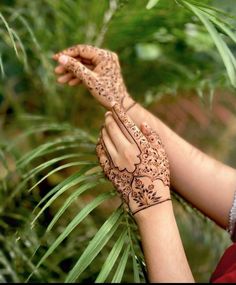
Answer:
top-left (210, 243), bottom-right (236, 283)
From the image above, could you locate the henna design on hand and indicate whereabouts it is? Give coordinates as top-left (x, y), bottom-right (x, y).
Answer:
top-left (96, 104), bottom-right (171, 215)
top-left (54, 44), bottom-right (135, 110)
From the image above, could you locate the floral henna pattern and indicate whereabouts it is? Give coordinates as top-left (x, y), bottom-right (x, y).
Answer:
top-left (96, 104), bottom-right (171, 215)
top-left (54, 44), bottom-right (135, 110)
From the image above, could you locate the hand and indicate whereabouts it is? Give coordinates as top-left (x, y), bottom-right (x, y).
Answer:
top-left (96, 103), bottom-right (171, 215)
top-left (53, 44), bottom-right (135, 110)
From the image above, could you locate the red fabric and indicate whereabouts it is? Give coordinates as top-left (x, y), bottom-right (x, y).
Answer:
top-left (210, 243), bottom-right (236, 283)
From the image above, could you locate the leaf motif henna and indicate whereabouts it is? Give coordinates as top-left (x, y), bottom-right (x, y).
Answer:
top-left (96, 104), bottom-right (171, 215)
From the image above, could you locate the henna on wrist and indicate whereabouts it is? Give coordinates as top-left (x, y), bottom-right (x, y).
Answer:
top-left (96, 103), bottom-right (171, 215)
top-left (121, 94), bottom-right (137, 112)
top-left (125, 100), bottom-right (136, 112)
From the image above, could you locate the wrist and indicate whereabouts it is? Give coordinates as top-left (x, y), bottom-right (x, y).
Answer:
top-left (121, 93), bottom-right (136, 112)
top-left (126, 100), bottom-right (144, 123)
top-left (133, 195), bottom-right (173, 225)
top-left (128, 179), bottom-right (171, 220)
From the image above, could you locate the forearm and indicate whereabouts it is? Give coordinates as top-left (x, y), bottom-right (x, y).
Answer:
top-left (54, 43), bottom-right (236, 228)
top-left (135, 201), bottom-right (194, 283)
top-left (127, 101), bottom-right (236, 228)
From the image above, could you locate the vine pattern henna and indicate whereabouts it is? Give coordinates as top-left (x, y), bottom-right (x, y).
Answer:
top-left (96, 103), bottom-right (171, 215)
top-left (54, 44), bottom-right (135, 111)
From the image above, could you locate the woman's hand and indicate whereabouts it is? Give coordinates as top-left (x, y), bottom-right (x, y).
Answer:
top-left (53, 44), bottom-right (135, 110)
top-left (96, 103), bottom-right (171, 215)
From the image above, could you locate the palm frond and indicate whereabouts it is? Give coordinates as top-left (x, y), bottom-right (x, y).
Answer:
top-left (179, 0), bottom-right (236, 87)
top-left (65, 207), bottom-right (123, 283)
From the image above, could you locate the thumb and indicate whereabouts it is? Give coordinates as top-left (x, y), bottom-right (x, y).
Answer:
top-left (58, 54), bottom-right (96, 85)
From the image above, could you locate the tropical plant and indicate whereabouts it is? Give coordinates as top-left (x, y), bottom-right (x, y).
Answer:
top-left (0, 0), bottom-right (236, 282)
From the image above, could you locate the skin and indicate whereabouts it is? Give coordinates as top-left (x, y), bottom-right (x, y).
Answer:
top-left (53, 44), bottom-right (236, 281)
top-left (53, 45), bottom-right (135, 110)
top-left (98, 105), bottom-right (194, 282)
top-left (53, 44), bottom-right (236, 229)
top-left (96, 103), bottom-right (170, 214)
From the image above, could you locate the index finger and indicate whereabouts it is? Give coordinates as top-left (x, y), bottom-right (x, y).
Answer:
top-left (111, 103), bottom-right (148, 148)
top-left (53, 44), bottom-right (108, 65)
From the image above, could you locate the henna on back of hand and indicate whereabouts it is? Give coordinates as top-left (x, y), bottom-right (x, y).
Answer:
top-left (96, 104), bottom-right (171, 215)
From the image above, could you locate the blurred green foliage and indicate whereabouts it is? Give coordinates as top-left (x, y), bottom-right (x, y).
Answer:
top-left (0, 0), bottom-right (236, 283)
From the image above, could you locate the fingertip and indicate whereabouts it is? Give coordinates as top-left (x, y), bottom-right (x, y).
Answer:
top-left (57, 76), bottom-right (67, 84)
top-left (68, 78), bottom-right (81, 86)
top-left (54, 65), bottom-right (65, 74)
top-left (52, 53), bottom-right (59, 60)
top-left (105, 111), bottom-right (112, 117)
top-left (68, 81), bottom-right (77, 86)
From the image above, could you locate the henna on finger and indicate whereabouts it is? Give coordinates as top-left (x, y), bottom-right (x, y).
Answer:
top-left (54, 44), bottom-right (136, 111)
top-left (96, 104), bottom-right (171, 215)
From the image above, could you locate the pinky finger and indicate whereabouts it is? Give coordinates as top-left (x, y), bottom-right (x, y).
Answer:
top-left (68, 78), bottom-right (81, 86)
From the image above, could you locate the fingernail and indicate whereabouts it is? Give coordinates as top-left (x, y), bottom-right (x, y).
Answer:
top-left (58, 55), bottom-right (68, 65)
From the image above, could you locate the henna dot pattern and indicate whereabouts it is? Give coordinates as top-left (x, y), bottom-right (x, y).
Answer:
top-left (54, 44), bottom-right (135, 111)
top-left (96, 104), bottom-right (171, 215)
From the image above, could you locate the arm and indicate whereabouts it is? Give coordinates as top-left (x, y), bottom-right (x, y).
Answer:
top-left (135, 203), bottom-right (194, 282)
top-left (96, 104), bottom-right (194, 282)
top-left (53, 44), bottom-right (236, 229)
top-left (127, 102), bottom-right (236, 229)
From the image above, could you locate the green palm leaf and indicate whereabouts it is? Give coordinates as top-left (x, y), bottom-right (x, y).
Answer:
top-left (46, 180), bottom-right (104, 232)
top-left (65, 207), bottom-right (123, 283)
top-left (16, 135), bottom-right (93, 168)
top-left (146, 0), bottom-right (161, 10)
top-left (132, 252), bottom-right (141, 283)
top-left (0, 53), bottom-right (5, 78)
top-left (27, 161), bottom-right (95, 193)
top-left (111, 243), bottom-right (131, 283)
top-left (32, 191), bottom-right (115, 278)
top-left (22, 153), bottom-right (84, 180)
top-left (0, 12), bottom-right (19, 57)
top-left (182, 1), bottom-right (236, 87)
top-left (32, 170), bottom-right (101, 222)
top-left (95, 229), bottom-right (128, 283)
